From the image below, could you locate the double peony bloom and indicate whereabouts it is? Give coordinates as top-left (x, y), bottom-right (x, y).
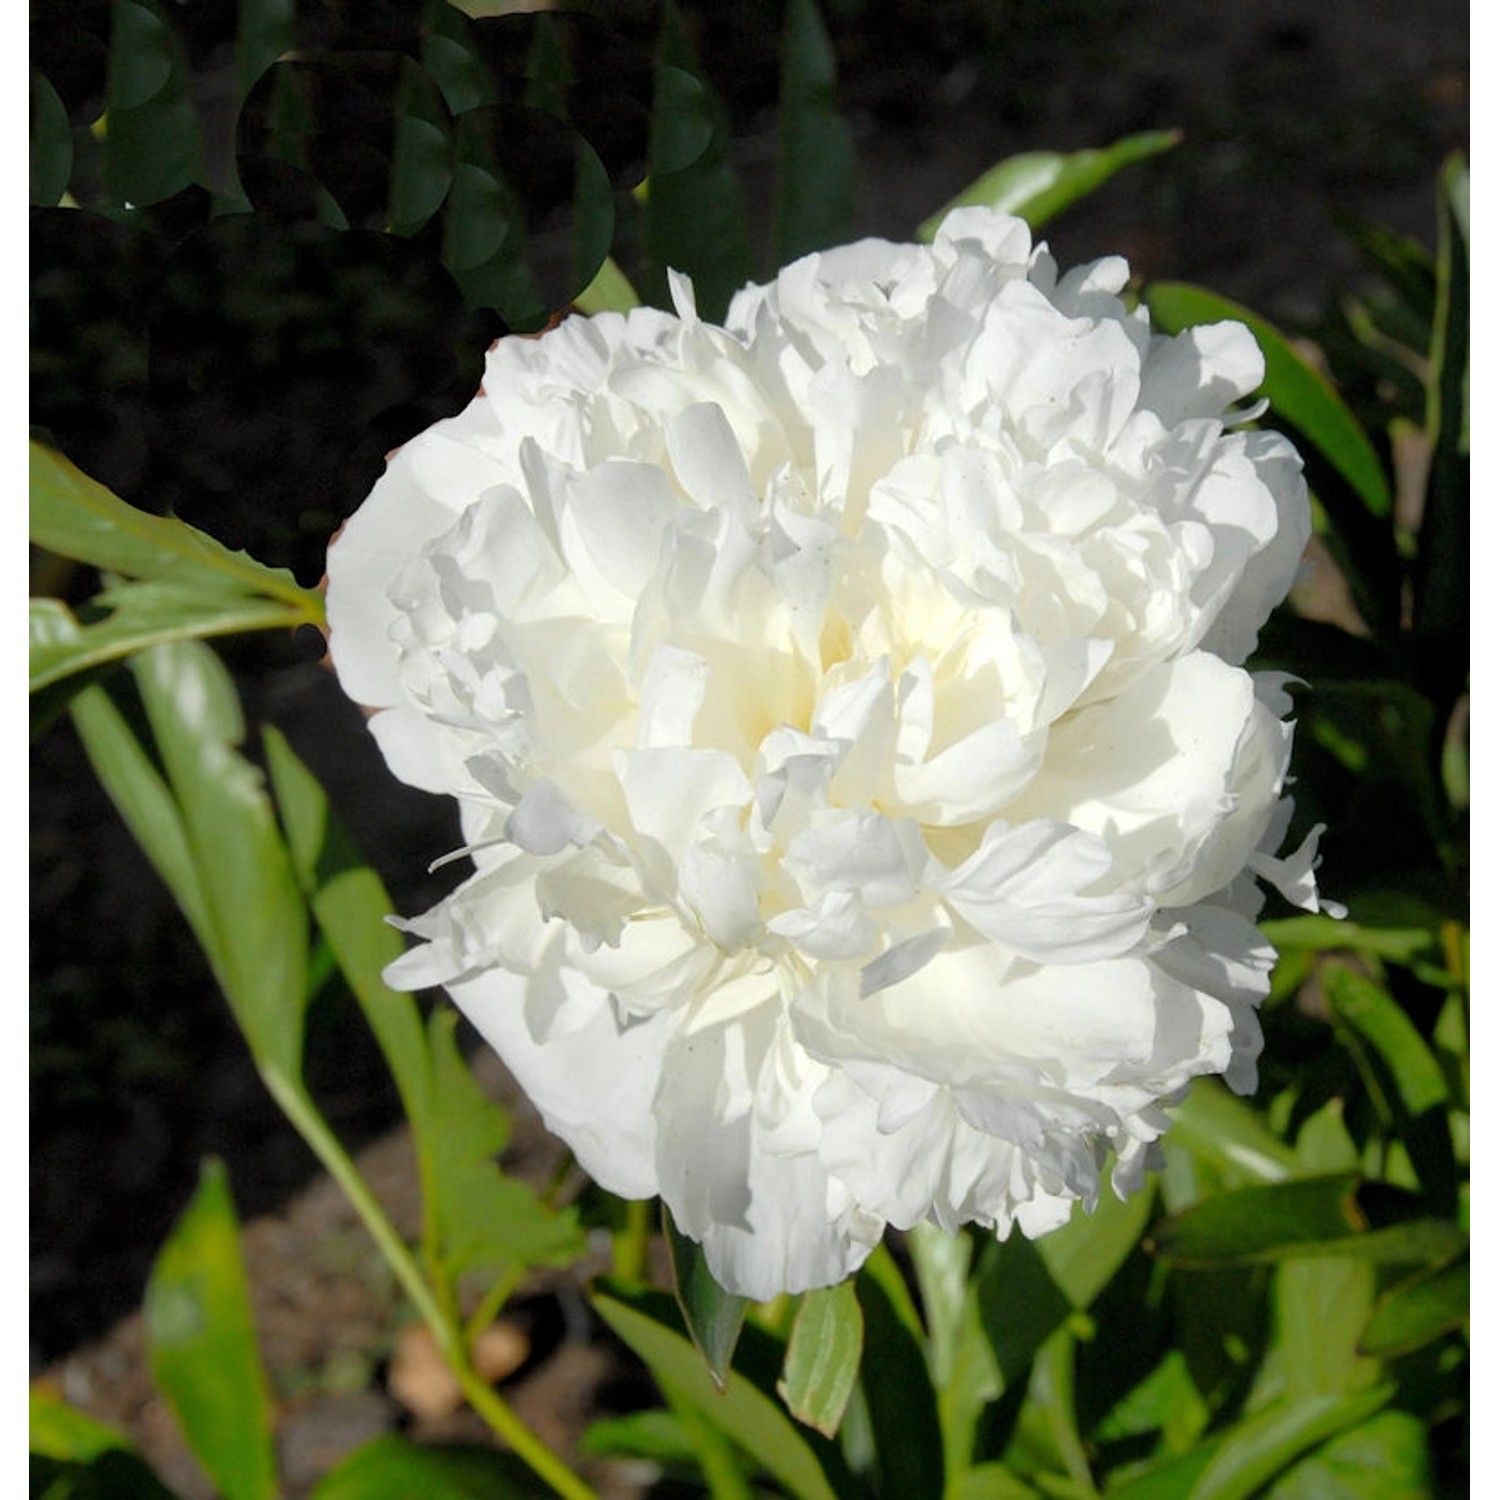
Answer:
top-left (326, 209), bottom-right (1325, 1300)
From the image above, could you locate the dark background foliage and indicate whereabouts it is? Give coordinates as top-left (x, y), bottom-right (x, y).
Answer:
top-left (31, 0), bottom-right (1466, 1377)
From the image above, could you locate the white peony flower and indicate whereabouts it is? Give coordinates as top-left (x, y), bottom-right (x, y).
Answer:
top-left (325, 209), bottom-right (1325, 1300)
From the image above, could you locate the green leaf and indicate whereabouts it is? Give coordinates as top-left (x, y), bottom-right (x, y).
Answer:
top-left (131, 642), bottom-right (309, 1081)
top-left (29, 443), bottom-right (314, 613)
top-left (144, 1160), bottom-right (276, 1500)
top-left (857, 1256), bottom-right (945, 1500)
top-left (778, 1280), bottom-right (863, 1437)
top-left (593, 1290), bottom-right (839, 1500)
top-left (29, 1395), bottom-right (134, 1464)
top-left (1144, 282), bottom-right (1393, 522)
top-left (235, 0), bottom-right (296, 103)
top-left (31, 69), bottom-right (73, 206)
top-left (1037, 1177), bottom-right (1156, 1311)
top-left (950, 1463), bottom-right (1040, 1500)
top-left (1360, 1255), bottom-right (1468, 1358)
top-left (426, 1010), bottom-right (585, 1278)
top-left (105, 0), bottom-right (203, 206)
top-left (30, 586), bottom-right (309, 702)
top-left (1323, 965), bottom-right (1449, 1117)
top-left (918, 130), bottom-right (1180, 239)
top-left (644, 5), bottom-right (750, 322)
top-left (579, 1409), bottom-right (697, 1464)
top-left (1410, 154), bottom-right (1469, 715)
top-left (389, 59), bottom-right (454, 237)
top-left (1106, 1386), bottom-right (1394, 1500)
top-left (1163, 1079), bottom-right (1297, 1189)
top-left (573, 255), bottom-right (642, 315)
top-left (1149, 1176), bottom-right (1465, 1268)
top-left (1264, 1411), bottom-right (1432, 1500)
top-left (311, 1434), bottom-right (554, 1499)
top-left (665, 1206), bottom-right (749, 1388)
top-left (1258, 915), bottom-right (1435, 964)
top-left (261, 727), bottom-right (431, 1127)
top-left (774, 0), bottom-right (855, 267)
top-left (974, 1235), bottom-right (1073, 1395)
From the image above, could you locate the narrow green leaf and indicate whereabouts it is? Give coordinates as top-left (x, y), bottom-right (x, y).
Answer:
top-left (1185, 1385), bottom-right (1395, 1500)
top-left (1258, 915), bottom-right (1435, 963)
top-left (1264, 1411), bottom-right (1432, 1500)
top-left (857, 1259), bottom-right (945, 1500)
top-left (593, 1291), bottom-right (839, 1500)
top-left (1360, 1256), bottom-right (1468, 1358)
top-left (70, 680), bottom-right (213, 956)
top-left (311, 1434), bottom-right (554, 1499)
top-left (918, 130), bottom-right (1180, 239)
top-left (1323, 965), bottom-right (1449, 1116)
top-left (951, 1463), bottom-right (1040, 1500)
top-left (778, 1281), bottom-right (863, 1437)
top-left (29, 1394), bottom-right (133, 1464)
top-left (1149, 1175), bottom-right (1464, 1267)
top-left (31, 69), bottom-right (73, 206)
top-left (665, 1206), bottom-right (749, 1388)
top-left (30, 585), bottom-right (308, 699)
top-left (774, 0), bottom-right (855, 267)
top-left (973, 1235), bottom-right (1073, 1396)
top-left (131, 642), bottom-right (309, 1081)
top-left (1410, 154), bottom-right (1469, 715)
top-left (580, 1409), bottom-right (696, 1464)
top-left (144, 1160), bottom-right (276, 1500)
top-left (1145, 282), bottom-right (1393, 522)
top-left (29, 443), bottom-right (313, 612)
top-left (1164, 1079), bottom-right (1297, 1187)
top-left (261, 727), bottom-right (430, 1127)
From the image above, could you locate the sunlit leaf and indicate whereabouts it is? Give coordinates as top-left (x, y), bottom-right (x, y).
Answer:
top-left (593, 1290), bottom-right (839, 1500)
top-left (574, 255), bottom-right (641, 314)
top-left (775, 0), bottom-right (854, 267)
top-left (1163, 1079), bottom-right (1297, 1188)
top-left (1323, 964), bottom-right (1449, 1117)
top-left (1259, 914), bottom-right (1435, 963)
top-left (30, 585), bottom-right (308, 704)
top-left (918, 130), bottom-right (1180, 239)
top-left (311, 1433), bottom-right (553, 1498)
top-left (1360, 1255), bottom-right (1468, 1358)
top-left (778, 1280), bottom-right (863, 1437)
top-left (1145, 282), bottom-right (1393, 522)
top-left (950, 1463), bottom-right (1040, 1499)
top-left (1265, 1411), bottom-right (1432, 1500)
top-left (29, 1394), bottom-right (134, 1464)
top-left (29, 443), bottom-right (313, 612)
top-left (144, 1160), bottom-right (276, 1500)
top-left (131, 642), bottom-right (309, 1081)
top-left (664, 1207), bottom-right (749, 1388)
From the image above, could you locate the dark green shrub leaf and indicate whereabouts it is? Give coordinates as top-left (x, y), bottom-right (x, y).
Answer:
top-left (664, 1207), bottom-right (749, 1388)
top-left (312, 1434), bottom-right (553, 1499)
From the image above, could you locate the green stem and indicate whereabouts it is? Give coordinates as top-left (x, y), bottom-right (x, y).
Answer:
top-left (465, 1263), bottom-right (527, 1350)
top-left (265, 1074), bottom-right (599, 1500)
top-left (614, 1196), bottom-right (655, 1285)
